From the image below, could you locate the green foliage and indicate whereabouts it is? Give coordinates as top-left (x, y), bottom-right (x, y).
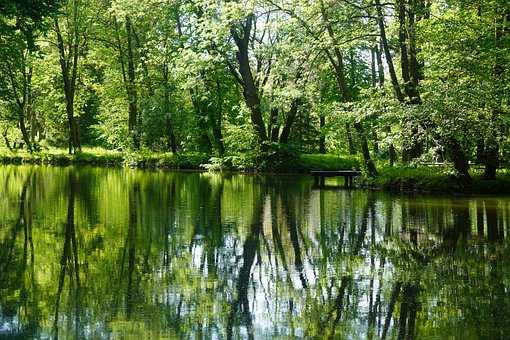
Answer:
top-left (0, 147), bottom-right (208, 169)
top-left (365, 166), bottom-right (460, 192)
top-left (298, 154), bottom-right (361, 171)
top-left (0, 0), bottom-right (60, 45)
top-left (204, 150), bottom-right (360, 173)
top-left (204, 154), bottom-right (257, 172)
top-left (363, 165), bottom-right (510, 193)
top-left (123, 151), bottom-right (209, 169)
top-left (0, 0), bottom-right (508, 181)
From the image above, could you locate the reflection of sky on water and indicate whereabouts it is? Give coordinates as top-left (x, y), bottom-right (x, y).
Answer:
top-left (0, 314), bottom-right (20, 334)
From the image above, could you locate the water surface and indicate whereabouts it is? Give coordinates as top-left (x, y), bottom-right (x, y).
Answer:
top-left (0, 165), bottom-right (509, 339)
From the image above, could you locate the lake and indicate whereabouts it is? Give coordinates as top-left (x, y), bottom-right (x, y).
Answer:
top-left (0, 165), bottom-right (509, 339)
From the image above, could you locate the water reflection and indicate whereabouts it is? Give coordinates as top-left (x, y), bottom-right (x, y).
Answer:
top-left (0, 166), bottom-right (509, 339)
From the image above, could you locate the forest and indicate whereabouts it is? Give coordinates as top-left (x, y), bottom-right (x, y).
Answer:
top-left (0, 0), bottom-right (509, 187)
top-left (2, 1), bottom-right (510, 338)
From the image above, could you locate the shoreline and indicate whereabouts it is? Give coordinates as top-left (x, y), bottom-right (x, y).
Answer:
top-left (2, 150), bottom-right (510, 195)
top-left (0, 149), bottom-right (209, 170)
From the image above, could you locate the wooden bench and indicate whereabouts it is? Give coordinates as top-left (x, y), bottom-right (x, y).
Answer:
top-left (311, 170), bottom-right (361, 188)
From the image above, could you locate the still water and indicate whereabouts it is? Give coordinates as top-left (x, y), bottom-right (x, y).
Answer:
top-left (0, 165), bottom-right (509, 339)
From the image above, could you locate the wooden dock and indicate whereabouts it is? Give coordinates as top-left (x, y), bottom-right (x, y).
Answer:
top-left (311, 170), bottom-right (361, 188)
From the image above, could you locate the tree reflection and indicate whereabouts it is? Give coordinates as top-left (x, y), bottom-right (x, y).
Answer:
top-left (0, 167), bottom-right (509, 338)
top-left (227, 185), bottom-right (263, 340)
top-left (53, 172), bottom-right (81, 339)
top-left (0, 171), bottom-right (38, 338)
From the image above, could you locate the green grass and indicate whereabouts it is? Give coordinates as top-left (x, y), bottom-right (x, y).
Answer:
top-left (364, 166), bottom-right (458, 192)
top-left (0, 147), bottom-right (208, 170)
top-left (297, 154), bottom-right (361, 172)
top-left (362, 165), bottom-right (510, 194)
top-left (0, 148), bottom-right (360, 173)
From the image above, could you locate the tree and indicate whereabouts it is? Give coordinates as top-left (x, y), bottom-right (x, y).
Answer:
top-left (53, 0), bottom-right (88, 154)
top-left (0, 0), bottom-right (60, 151)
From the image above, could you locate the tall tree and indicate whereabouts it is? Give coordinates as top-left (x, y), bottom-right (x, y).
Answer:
top-left (54, 0), bottom-right (87, 154)
top-left (0, 0), bottom-right (60, 151)
top-left (230, 14), bottom-right (268, 144)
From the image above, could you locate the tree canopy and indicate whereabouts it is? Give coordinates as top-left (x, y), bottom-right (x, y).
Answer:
top-left (0, 0), bottom-right (508, 178)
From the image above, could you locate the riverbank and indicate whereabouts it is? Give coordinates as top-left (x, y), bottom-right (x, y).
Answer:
top-left (0, 148), bottom-right (360, 173)
top-left (2, 148), bottom-right (509, 194)
top-left (0, 148), bottom-right (211, 169)
top-left (361, 166), bottom-right (510, 194)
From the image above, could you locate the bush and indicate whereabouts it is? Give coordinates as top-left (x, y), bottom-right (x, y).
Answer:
top-left (203, 148), bottom-right (361, 173)
top-left (123, 151), bottom-right (208, 169)
top-left (256, 144), bottom-right (301, 172)
top-left (298, 154), bottom-right (361, 172)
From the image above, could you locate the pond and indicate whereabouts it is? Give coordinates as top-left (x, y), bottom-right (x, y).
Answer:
top-left (0, 165), bottom-right (509, 339)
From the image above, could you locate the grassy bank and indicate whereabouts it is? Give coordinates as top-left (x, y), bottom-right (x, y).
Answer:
top-left (4, 148), bottom-right (508, 194)
top-left (362, 165), bottom-right (510, 194)
top-left (0, 148), bottom-right (209, 170)
top-left (205, 152), bottom-right (361, 172)
top-left (297, 154), bottom-right (360, 171)
top-left (0, 148), bottom-right (359, 173)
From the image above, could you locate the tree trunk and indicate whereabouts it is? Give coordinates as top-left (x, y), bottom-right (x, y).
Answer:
top-left (280, 98), bottom-right (300, 144)
top-left (211, 126), bottom-right (224, 155)
top-left (389, 146), bottom-right (397, 167)
top-left (476, 140), bottom-right (485, 164)
top-left (370, 47), bottom-right (377, 87)
top-left (165, 116), bottom-right (178, 153)
top-left (125, 16), bottom-right (140, 149)
top-left (446, 138), bottom-right (472, 185)
top-left (375, 0), bottom-right (404, 102)
top-left (369, 44), bottom-right (380, 158)
top-left (349, 50), bottom-right (357, 97)
top-left (395, 0), bottom-right (422, 161)
top-left (18, 114), bottom-right (32, 152)
top-left (407, 1), bottom-right (425, 160)
top-left (484, 142), bottom-right (499, 180)
top-left (210, 111), bottom-right (224, 155)
top-left (320, 0), bottom-right (377, 176)
top-left (231, 16), bottom-right (267, 144)
top-left (388, 127), bottom-right (397, 167)
top-left (54, 7), bottom-right (81, 155)
top-left (268, 107), bottom-right (280, 142)
top-left (354, 122), bottom-right (378, 176)
top-left (408, 0), bottom-right (423, 100)
top-left (162, 65), bottom-right (178, 153)
top-left (483, 10), bottom-right (509, 179)
top-left (346, 124), bottom-right (356, 155)
top-left (6, 58), bottom-right (33, 152)
top-left (375, 41), bottom-right (396, 165)
top-left (397, 0), bottom-right (413, 101)
top-left (63, 75), bottom-right (80, 154)
top-left (373, 131), bottom-right (380, 155)
top-left (397, 0), bottom-right (421, 103)
top-left (376, 41), bottom-right (385, 86)
top-left (69, 0), bottom-right (81, 154)
top-left (29, 103), bottom-right (37, 146)
top-left (2, 128), bottom-right (12, 151)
